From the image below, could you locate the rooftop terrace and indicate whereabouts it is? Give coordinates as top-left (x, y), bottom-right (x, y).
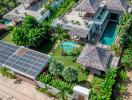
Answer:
top-left (3, 0), bottom-right (47, 21)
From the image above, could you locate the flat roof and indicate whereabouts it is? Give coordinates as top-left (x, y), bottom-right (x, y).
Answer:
top-left (73, 85), bottom-right (90, 96)
top-left (0, 41), bottom-right (50, 79)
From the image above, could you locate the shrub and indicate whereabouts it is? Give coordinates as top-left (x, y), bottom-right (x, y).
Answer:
top-left (62, 67), bottom-right (78, 82)
top-left (115, 83), bottom-right (127, 94)
top-left (89, 68), bottom-right (117, 100)
top-left (36, 74), bottom-right (52, 84)
top-left (49, 79), bottom-right (74, 93)
top-left (49, 61), bottom-right (64, 77)
top-left (118, 70), bottom-right (128, 81)
top-left (0, 67), bottom-right (15, 79)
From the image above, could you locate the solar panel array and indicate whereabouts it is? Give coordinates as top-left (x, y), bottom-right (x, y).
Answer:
top-left (4, 47), bottom-right (50, 79)
top-left (0, 41), bottom-right (19, 64)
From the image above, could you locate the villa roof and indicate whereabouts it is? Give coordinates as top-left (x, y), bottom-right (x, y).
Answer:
top-left (75, 0), bottom-right (128, 13)
top-left (75, 0), bottom-right (95, 13)
top-left (69, 26), bottom-right (88, 38)
top-left (17, 0), bottom-right (37, 4)
top-left (77, 44), bottom-right (112, 71)
top-left (3, 14), bottom-right (23, 22)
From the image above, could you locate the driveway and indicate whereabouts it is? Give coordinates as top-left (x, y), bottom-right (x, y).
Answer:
top-left (0, 75), bottom-right (54, 100)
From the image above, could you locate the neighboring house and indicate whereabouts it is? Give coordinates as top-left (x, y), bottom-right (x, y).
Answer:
top-left (3, 0), bottom-right (50, 24)
top-left (0, 40), bottom-right (50, 85)
top-left (77, 44), bottom-right (112, 75)
top-left (61, 0), bottom-right (128, 44)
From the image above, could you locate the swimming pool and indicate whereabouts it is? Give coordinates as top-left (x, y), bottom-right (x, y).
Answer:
top-left (60, 41), bottom-right (77, 53)
top-left (3, 19), bottom-right (11, 25)
top-left (100, 22), bottom-right (118, 46)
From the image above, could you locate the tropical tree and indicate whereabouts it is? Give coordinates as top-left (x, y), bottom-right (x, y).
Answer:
top-left (27, 28), bottom-right (45, 47)
top-left (0, 0), bottom-right (17, 17)
top-left (12, 27), bottom-right (28, 46)
top-left (62, 67), bottom-right (78, 82)
top-left (22, 15), bottom-right (39, 31)
top-left (51, 25), bottom-right (68, 42)
top-left (49, 61), bottom-right (64, 77)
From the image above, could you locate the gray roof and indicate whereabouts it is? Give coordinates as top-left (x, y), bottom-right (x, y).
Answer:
top-left (77, 44), bottom-right (112, 71)
top-left (17, 0), bottom-right (37, 4)
top-left (3, 14), bottom-right (23, 22)
top-left (75, 0), bottom-right (128, 13)
top-left (75, 0), bottom-right (95, 13)
top-left (69, 26), bottom-right (88, 38)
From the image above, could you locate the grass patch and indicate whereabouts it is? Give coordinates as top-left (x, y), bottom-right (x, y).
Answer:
top-left (51, 43), bottom-right (88, 82)
top-left (0, 32), bottom-right (13, 44)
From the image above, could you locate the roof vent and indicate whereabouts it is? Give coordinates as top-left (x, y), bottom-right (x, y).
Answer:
top-left (100, 1), bottom-right (106, 8)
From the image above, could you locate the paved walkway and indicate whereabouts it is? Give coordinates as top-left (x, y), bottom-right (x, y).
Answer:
top-left (0, 75), bottom-right (54, 100)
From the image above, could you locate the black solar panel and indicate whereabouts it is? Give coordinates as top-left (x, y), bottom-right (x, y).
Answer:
top-left (0, 41), bottom-right (19, 64)
top-left (0, 41), bottom-right (50, 79)
top-left (4, 47), bottom-right (50, 79)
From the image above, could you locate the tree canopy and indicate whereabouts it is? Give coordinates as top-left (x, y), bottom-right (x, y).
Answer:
top-left (12, 15), bottom-right (49, 47)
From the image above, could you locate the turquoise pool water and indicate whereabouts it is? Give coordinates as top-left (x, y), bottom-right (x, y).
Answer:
top-left (3, 19), bottom-right (11, 25)
top-left (101, 22), bottom-right (118, 46)
top-left (60, 41), bottom-right (77, 53)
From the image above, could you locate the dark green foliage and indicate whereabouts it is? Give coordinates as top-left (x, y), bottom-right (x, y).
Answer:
top-left (0, 67), bottom-right (15, 79)
top-left (115, 83), bottom-right (127, 94)
top-left (12, 15), bottom-right (49, 47)
top-left (12, 27), bottom-right (28, 46)
top-left (22, 15), bottom-right (39, 31)
top-left (0, 0), bottom-right (17, 17)
top-left (36, 74), bottom-right (73, 94)
top-left (121, 47), bottom-right (132, 68)
top-left (49, 61), bottom-right (64, 76)
top-left (118, 70), bottom-right (128, 81)
top-left (62, 67), bottom-right (78, 82)
top-left (49, 79), bottom-right (73, 93)
top-left (89, 68), bottom-right (117, 100)
top-left (37, 74), bottom-right (52, 84)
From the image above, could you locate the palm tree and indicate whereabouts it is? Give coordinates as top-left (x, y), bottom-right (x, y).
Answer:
top-left (51, 25), bottom-right (68, 42)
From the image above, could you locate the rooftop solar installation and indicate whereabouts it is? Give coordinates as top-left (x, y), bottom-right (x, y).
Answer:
top-left (0, 41), bottom-right (50, 79)
top-left (4, 47), bottom-right (50, 79)
top-left (0, 41), bottom-right (19, 64)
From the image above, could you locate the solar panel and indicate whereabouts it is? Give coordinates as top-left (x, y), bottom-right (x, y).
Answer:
top-left (4, 47), bottom-right (50, 79)
top-left (0, 41), bottom-right (19, 64)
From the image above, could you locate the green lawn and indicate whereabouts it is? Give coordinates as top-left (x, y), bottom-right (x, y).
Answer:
top-left (52, 42), bottom-right (88, 82)
top-left (0, 32), bottom-right (13, 44)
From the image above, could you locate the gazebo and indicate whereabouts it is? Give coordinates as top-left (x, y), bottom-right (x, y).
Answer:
top-left (77, 44), bottom-right (112, 75)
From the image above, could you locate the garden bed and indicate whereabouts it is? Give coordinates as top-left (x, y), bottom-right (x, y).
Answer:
top-left (51, 42), bottom-right (88, 82)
